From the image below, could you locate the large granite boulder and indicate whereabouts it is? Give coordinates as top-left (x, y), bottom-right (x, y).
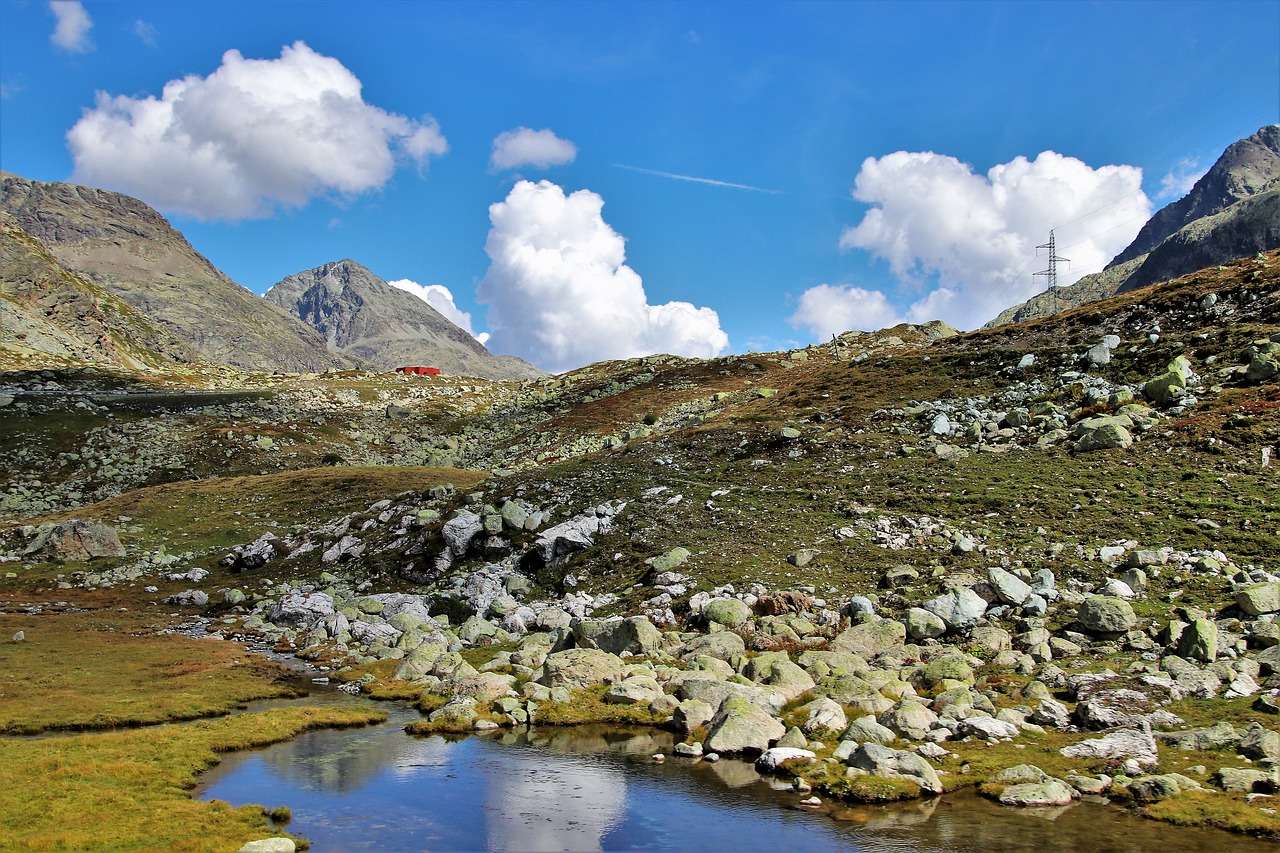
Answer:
top-left (23, 520), bottom-right (124, 561)
top-left (537, 648), bottom-right (626, 690)
top-left (704, 696), bottom-right (786, 754)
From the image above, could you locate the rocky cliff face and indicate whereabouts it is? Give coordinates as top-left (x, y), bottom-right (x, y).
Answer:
top-left (986, 125), bottom-right (1280, 328)
top-left (0, 172), bottom-right (356, 374)
top-left (266, 259), bottom-right (543, 380)
top-left (0, 213), bottom-right (194, 370)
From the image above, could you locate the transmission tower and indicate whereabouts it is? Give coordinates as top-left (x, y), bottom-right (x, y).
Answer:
top-left (1034, 230), bottom-right (1070, 314)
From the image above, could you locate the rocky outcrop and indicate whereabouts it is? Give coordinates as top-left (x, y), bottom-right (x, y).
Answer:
top-left (22, 520), bottom-right (124, 561)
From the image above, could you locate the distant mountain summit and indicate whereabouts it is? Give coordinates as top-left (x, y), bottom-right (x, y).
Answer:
top-left (0, 172), bottom-right (354, 373)
top-left (266, 260), bottom-right (543, 380)
top-left (987, 125), bottom-right (1280, 327)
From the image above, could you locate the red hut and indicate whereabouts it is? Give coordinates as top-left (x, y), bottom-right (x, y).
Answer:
top-left (395, 366), bottom-right (441, 376)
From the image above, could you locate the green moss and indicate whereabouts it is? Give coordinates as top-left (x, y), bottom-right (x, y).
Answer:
top-left (534, 684), bottom-right (667, 726)
top-left (1142, 790), bottom-right (1280, 836)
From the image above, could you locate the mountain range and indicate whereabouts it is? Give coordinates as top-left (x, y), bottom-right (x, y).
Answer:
top-left (0, 172), bottom-right (540, 380)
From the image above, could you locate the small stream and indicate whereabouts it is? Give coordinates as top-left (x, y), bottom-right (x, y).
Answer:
top-left (196, 690), bottom-right (1273, 853)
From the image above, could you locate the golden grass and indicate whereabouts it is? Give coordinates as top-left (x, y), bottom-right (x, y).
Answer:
top-left (0, 609), bottom-right (300, 734)
top-left (0, 705), bottom-right (386, 852)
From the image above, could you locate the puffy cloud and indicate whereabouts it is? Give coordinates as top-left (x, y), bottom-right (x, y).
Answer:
top-left (490, 127), bottom-right (577, 170)
top-left (836, 149), bottom-right (1151, 330)
top-left (66, 41), bottom-right (447, 220)
top-left (50, 1), bottom-right (92, 52)
top-left (386, 279), bottom-right (489, 344)
top-left (477, 180), bottom-right (729, 372)
top-left (788, 284), bottom-right (904, 339)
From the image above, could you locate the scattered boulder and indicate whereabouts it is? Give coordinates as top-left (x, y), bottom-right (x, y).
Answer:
top-left (1077, 596), bottom-right (1137, 635)
top-left (23, 520), bottom-right (124, 562)
top-left (846, 743), bottom-right (943, 795)
top-left (921, 587), bottom-right (988, 631)
top-left (704, 696), bottom-right (786, 754)
top-left (538, 648), bottom-right (626, 691)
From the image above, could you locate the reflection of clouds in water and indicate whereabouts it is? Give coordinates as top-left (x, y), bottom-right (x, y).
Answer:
top-left (485, 750), bottom-right (627, 853)
top-left (258, 713), bottom-right (446, 793)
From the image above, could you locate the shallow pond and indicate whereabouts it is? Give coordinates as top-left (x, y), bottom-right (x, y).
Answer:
top-left (199, 695), bottom-right (1273, 852)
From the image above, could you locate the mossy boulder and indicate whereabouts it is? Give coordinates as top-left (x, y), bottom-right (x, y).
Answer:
top-left (704, 696), bottom-right (786, 754)
top-left (704, 598), bottom-right (751, 628)
top-left (1077, 595), bottom-right (1137, 635)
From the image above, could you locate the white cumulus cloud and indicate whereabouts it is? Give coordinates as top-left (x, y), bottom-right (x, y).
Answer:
top-left (788, 284), bottom-right (904, 340)
top-left (50, 1), bottom-right (92, 52)
top-left (490, 127), bottom-right (577, 170)
top-left (477, 179), bottom-right (728, 373)
top-left (387, 279), bottom-right (489, 345)
top-left (66, 41), bottom-right (447, 220)
top-left (828, 149), bottom-right (1151, 331)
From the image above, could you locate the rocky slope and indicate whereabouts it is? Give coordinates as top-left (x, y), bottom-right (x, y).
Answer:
top-left (1, 251), bottom-right (1278, 841)
top-left (987, 125), bottom-right (1280, 328)
top-left (266, 259), bottom-right (542, 381)
top-left (0, 172), bottom-right (355, 374)
top-left (0, 213), bottom-right (194, 371)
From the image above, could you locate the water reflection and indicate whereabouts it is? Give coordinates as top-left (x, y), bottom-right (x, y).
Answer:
top-left (197, 698), bottom-right (1275, 853)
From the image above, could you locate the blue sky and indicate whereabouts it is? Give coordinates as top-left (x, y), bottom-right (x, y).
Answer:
top-left (1, 1), bottom-right (1277, 371)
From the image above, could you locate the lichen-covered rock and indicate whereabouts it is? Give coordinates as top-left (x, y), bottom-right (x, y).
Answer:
top-left (572, 616), bottom-right (662, 656)
top-left (846, 743), bottom-right (943, 795)
top-left (704, 696), bottom-right (786, 754)
top-left (704, 598), bottom-right (751, 627)
top-left (921, 588), bottom-right (988, 631)
top-left (832, 619), bottom-right (906, 658)
top-left (678, 631), bottom-right (746, 661)
top-left (22, 519), bottom-right (124, 562)
top-left (1077, 595), bottom-right (1136, 635)
top-left (998, 779), bottom-right (1075, 807)
top-left (538, 648), bottom-right (626, 690)
top-left (1237, 583), bottom-right (1280, 616)
top-left (906, 607), bottom-right (947, 640)
top-left (269, 592), bottom-right (335, 628)
top-left (1060, 725), bottom-right (1159, 766)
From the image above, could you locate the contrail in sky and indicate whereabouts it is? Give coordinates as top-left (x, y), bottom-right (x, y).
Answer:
top-left (615, 163), bottom-right (783, 194)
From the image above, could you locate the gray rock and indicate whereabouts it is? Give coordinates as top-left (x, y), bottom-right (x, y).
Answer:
top-left (832, 619), bottom-right (907, 658)
top-left (538, 648), bottom-right (626, 690)
top-left (269, 592), bottom-right (335, 627)
top-left (704, 696), bottom-right (786, 754)
top-left (238, 839), bottom-right (296, 853)
top-left (798, 696), bottom-right (848, 736)
top-left (843, 715), bottom-right (897, 745)
top-left (846, 743), bottom-right (943, 795)
top-left (442, 512), bottom-right (483, 559)
top-left (999, 779), bottom-right (1075, 807)
top-left (1077, 596), bottom-right (1136, 635)
top-left (921, 587), bottom-right (988, 631)
top-left (1237, 583), bottom-right (1280, 616)
top-left (1178, 618), bottom-right (1218, 662)
top-left (572, 616), bottom-right (662, 656)
top-left (1060, 725), bottom-right (1159, 766)
top-left (987, 566), bottom-right (1033, 606)
top-left (22, 520), bottom-right (124, 561)
top-left (906, 607), bottom-right (947, 640)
